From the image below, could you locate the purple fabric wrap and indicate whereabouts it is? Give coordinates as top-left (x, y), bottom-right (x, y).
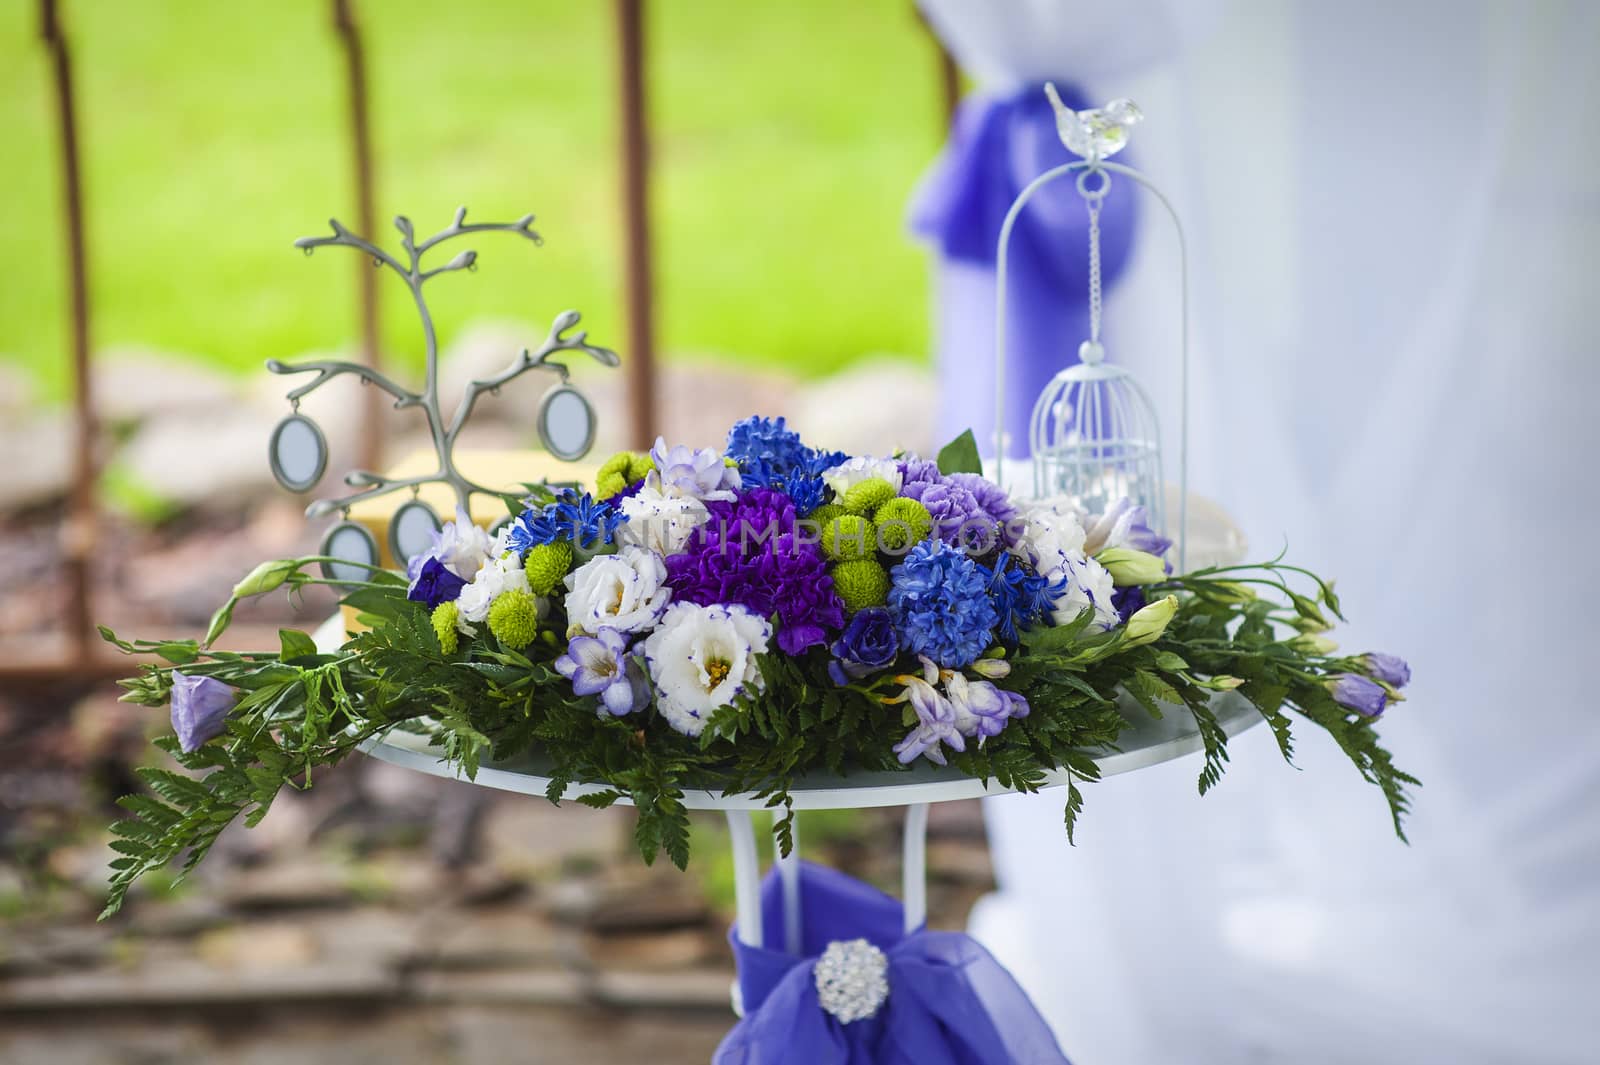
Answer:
top-left (910, 82), bottom-right (1138, 457)
top-left (715, 861), bottom-right (1069, 1064)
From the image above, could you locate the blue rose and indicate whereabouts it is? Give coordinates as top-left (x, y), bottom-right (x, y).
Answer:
top-left (1328, 673), bottom-right (1388, 717)
top-left (407, 556), bottom-right (467, 608)
top-left (169, 672), bottom-right (237, 752)
top-left (828, 607), bottom-right (900, 686)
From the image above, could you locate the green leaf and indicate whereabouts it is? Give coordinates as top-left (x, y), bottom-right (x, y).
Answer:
top-left (1063, 778), bottom-right (1084, 845)
top-left (935, 428), bottom-right (983, 476)
top-left (278, 629), bottom-right (318, 661)
top-left (576, 789), bottom-right (623, 809)
top-left (1153, 651), bottom-right (1189, 673)
top-left (339, 587), bottom-right (411, 621)
top-left (1021, 607), bottom-right (1096, 653)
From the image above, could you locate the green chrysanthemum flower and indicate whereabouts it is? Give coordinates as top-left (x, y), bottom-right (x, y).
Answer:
top-left (842, 477), bottom-right (897, 517)
top-left (488, 589), bottom-right (541, 648)
top-left (524, 540), bottom-right (574, 596)
top-left (808, 502), bottom-right (844, 529)
top-left (431, 601), bottom-right (461, 656)
top-left (831, 559), bottom-right (889, 612)
top-left (596, 450), bottom-right (653, 499)
top-left (873, 496), bottom-right (933, 553)
top-left (821, 513), bottom-right (874, 562)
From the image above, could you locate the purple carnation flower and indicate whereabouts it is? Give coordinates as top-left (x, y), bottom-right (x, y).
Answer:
top-left (665, 487), bottom-right (844, 655)
top-left (897, 459), bottom-right (1015, 552)
top-left (1329, 673), bottom-right (1388, 717)
top-left (947, 472), bottom-right (1017, 532)
top-left (828, 607), bottom-right (899, 685)
top-left (1365, 653), bottom-right (1411, 688)
top-left (407, 556), bottom-right (467, 608)
top-left (169, 672), bottom-right (237, 753)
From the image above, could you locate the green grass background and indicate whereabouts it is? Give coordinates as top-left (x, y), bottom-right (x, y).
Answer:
top-left (1, 0), bottom-right (945, 404)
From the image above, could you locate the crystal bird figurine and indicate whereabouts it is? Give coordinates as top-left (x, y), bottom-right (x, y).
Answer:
top-left (1044, 85), bottom-right (1143, 161)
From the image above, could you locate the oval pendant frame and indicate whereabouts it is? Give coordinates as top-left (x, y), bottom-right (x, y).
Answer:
top-left (388, 499), bottom-right (442, 568)
top-left (269, 412), bottom-right (329, 493)
top-left (536, 384), bottom-right (597, 462)
top-left (319, 520), bottom-right (380, 584)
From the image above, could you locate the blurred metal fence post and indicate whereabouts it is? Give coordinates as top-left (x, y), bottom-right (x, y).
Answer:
top-left (614, 0), bottom-right (657, 448)
top-left (332, 0), bottom-right (384, 472)
top-left (40, 0), bottom-right (96, 662)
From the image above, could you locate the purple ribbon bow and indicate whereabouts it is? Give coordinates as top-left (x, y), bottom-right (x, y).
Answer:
top-left (715, 861), bottom-right (1069, 1064)
top-left (910, 81), bottom-right (1138, 457)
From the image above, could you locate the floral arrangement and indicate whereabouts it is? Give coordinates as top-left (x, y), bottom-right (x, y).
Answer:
top-left (99, 418), bottom-right (1415, 918)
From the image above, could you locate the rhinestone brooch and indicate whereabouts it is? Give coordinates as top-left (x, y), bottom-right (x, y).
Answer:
top-left (813, 938), bottom-right (890, 1024)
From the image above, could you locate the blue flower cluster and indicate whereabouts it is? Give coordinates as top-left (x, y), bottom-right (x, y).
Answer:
top-left (505, 488), bottom-right (625, 555)
top-left (983, 554), bottom-right (1066, 644)
top-left (887, 540), bottom-right (999, 669)
top-left (726, 416), bottom-right (845, 517)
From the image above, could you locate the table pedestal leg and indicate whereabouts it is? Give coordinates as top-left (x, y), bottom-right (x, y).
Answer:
top-left (903, 803), bottom-right (929, 933)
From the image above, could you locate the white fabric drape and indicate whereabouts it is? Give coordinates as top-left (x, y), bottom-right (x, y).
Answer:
top-left (918, 1), bottom-right (1600, 1062)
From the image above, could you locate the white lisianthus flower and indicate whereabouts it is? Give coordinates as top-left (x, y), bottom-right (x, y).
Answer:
top-left (1044, 553), bottom-right (1121, 632)
top-left (642, 602), bottom-right (770, 737)
top-left (406, 506), bottom-right (496, 583)
top-left (457, 554), bottom-right (536, 626)
top-left (1083, 498), bottom-right (1171, 557)
top-left (616, 480), bottom-right (712, 556)
top-left (821, 456), bottom-right (903, 496)
top-left (1009, 496), bottom-right (1088, 571)
top-left (563, 545), bottom-right (672, 636)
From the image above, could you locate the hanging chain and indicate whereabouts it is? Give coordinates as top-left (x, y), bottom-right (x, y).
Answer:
top-left (1086, 194), bottom-right (1103, 343)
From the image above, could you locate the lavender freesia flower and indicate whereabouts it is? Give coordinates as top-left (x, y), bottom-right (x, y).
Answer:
top-left (945, 672), bottom-right (1030, 741)
top-left (828, 607), bottom-right (899, 685)
top-left (555, 628), bottom-right (648, 717)
top-left (407, 556), bottom-right (467, 608)
top-left (169, 672), bottom-right (237, 752)
top-left (650, 437), bottom-right (741, 501)
top-left (1365, 653), bottom-right (1411, 688)
top-left (1329, 673), bottom-right (1388, 717)
top-left (891, 665), bottom-right (965, 766)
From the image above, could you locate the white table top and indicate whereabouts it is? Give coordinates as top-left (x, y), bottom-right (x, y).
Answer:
top-left (360, 691), bottom-right (1259, 811)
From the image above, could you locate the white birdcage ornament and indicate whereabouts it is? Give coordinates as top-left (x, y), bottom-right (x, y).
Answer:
top-left (994, 87), bottom-right (1189, 568)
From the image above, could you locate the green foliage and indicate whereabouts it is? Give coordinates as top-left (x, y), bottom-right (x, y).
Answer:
top-left (935, 429), bottom-right (983, 476)
top-left (98, 555), bottom-right (1417, 918)
top-left (3, 0), bottom-right (942, 404)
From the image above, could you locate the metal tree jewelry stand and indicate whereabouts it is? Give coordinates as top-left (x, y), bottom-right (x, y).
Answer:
top-left (265, 207), bottom-right (620, 574)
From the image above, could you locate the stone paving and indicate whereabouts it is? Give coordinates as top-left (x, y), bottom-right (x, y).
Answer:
top-left (0, 706), bottom-right (994, 1063)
